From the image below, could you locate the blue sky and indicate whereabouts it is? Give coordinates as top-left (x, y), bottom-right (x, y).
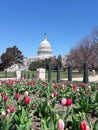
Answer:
top-left (0, 0), bottom-right (98, 57)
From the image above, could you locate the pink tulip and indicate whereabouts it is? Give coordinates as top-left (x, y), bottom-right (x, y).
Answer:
top-left (61, 98), bottom-right (67, 106)
top-left (58, 119), bottom-right (64, 130)
top-left (80, 120), bottom-right (90, 130)
top-left (88, 85), bottom-right (91, 90)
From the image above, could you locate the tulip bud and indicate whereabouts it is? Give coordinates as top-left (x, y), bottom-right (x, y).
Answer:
top-left (51, 93), bottom-right (54, 98)
top-left (2, 111), bottom-right (6, 116)
top-left (58, 119), bottom-right (64, 130)
top-left (10, 107), bottom-right (15, 113)
top-left (3, 96), bottom-right (8, 101)
top-left (1, 91), bottom-right (5, 97)
top-left (81, 83), bottom-right (86, 88)
top-left (24, 91), bottom-right (28, 96)
top-left (54, 91), bottom-right (58, 97)
top-left (55, 113), bottom-right (59, 120)
top-left (61, 98), bottom-right (67, 106)
top-left (16, 92), bottom-right (20, 100)
top-left (88, 85), bottom-right (91, 90)
top-left (76, 88), bottom-right (80, 92)
top-left (24, 96), bottom-right (30, 105)
top-left (80, 120), bottom-right (90, 130)
top-left (66, 98), bottom-right (72, 106)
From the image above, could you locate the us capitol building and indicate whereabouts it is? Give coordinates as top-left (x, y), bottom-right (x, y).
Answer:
top-left (23, 33), bottom-right (53, 69)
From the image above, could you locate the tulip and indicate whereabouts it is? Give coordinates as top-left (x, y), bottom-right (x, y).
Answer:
top-left (81, 83), bottom-right (86, 88)
top-left (66, 98), bottom-right (72, 106)
top-left (51, 93), bottom-right (54, 98)
top-left (53, 84), bottom-right (58, 89)
top-left (88, 85), bottom-right (91, 90)
top-left (61, 98), bottom-right (67, 106)
top-left (85, 91), bottom-right (89, 94)
top-left (58, 119), bottom-right (64, 130)
top-left (7, 105), bottom-right (10, 109)
top-left (16, 92), bottom-right (20, 100)
top-left (24, 91), bottom-right (28, 96)
top-left (24, 96), bottom-right (30, 105)
top-left (1, 91), bottom-right (5, 97)
top-left (72, 84), bottom-right (77, 89)
top-left (10, 107), bottom-right (15, 113)
top-left (3, 96), bottom-right (8, 101)
top-left (2, 111), bottom-right (6, 116)
top-left (61, 85), bottom-right (65, 90)
top-left (76, 88), bottom-right (80, 92)
top-left (80, 120), bottom-right (90, 130)
top-left (54, 91), bottom-right (58, 97)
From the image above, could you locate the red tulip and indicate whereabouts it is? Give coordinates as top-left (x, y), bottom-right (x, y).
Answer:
top-left (58, 119), bottom-right (64, 130)
top-left (10, 107), bottom-right (15, 113)
top-left (72, 84), bottom-right (77, 89)
top-left (54, 91), bottom-right (58, 97)
top-left (7, 105), bottom-right (10, 109)
top-left (1, 91), bottom-right (5, 97)
top-left (80, 120), bottom-right (90, 130)
top-left (53, 84), bottom-right (58, 89)
top-left (24, 96), bottom-right (30, 105)
top-left (85, 91), bottom-right (89, 94)
top-left (66, 98), bottom-right (72, 106)
top-left (3, 96), bottom-right (8, 101)
top-left (81, 83), bottom-right (86, 88)
top-left (16, 92), bottom-right (20, 100)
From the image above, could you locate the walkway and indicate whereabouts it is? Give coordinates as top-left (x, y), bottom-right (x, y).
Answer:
top-left (62, 75), bottom-right (98, 82)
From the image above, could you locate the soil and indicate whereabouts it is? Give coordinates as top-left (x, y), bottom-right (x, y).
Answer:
top-left (30, 93), bottom-right (98, 130)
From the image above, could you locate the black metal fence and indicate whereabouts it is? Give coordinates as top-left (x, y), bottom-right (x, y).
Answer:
top-left (0, 62), bottom-right (89, 83)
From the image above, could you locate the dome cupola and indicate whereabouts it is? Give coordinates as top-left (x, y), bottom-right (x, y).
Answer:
top-left (37, 33), bottom-right (53, 58)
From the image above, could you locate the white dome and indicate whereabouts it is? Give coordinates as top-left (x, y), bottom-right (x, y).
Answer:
top-left (37, 34), bottom-right (53, 58)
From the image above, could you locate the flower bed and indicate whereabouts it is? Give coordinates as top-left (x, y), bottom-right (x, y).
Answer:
top-left (0, 79), bottom-right (98, 130)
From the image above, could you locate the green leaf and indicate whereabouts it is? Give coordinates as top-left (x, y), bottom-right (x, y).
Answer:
top-left (94, 120), bottom-right (98, 130)
top-left (96, 92), bottom-right (98, 103)
top-left (48, 118), bottom-right (54, 130)
top-left (20, 107), bottom-right (27, 124)
top-left (41, 119), bottom-right (48, 129)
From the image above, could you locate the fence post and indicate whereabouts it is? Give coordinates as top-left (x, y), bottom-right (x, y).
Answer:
top-left (24, 73), bottom-right (26, 79)
top-left (48, 65), bottom-right (51, 82)
top-left (68, 65), bottom-right (72, 81)
top-left (83, 62), bottom-right (88, 84)
top-left (32, 73), bottom-right (34, 79)
top-left (5, 71), bottom-right (7, 78)
top-left (57, 65), bottom-right (60, 83)
top-left (28, 73), bottom-right (30, 79)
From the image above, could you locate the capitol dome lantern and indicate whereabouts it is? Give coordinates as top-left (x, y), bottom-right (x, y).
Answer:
top-left (37, 33), bottom-right (53, 59)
